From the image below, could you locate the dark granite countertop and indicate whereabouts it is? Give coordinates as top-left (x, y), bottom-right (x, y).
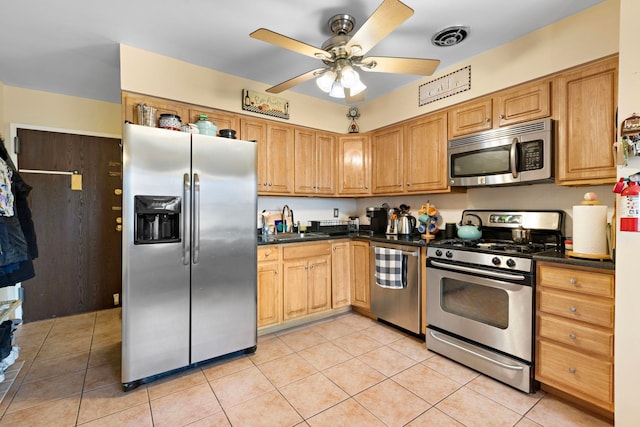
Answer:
top-left (257, 231), bottom-right (428, 247)
top-left (533, 249), bottom-right (615, 270)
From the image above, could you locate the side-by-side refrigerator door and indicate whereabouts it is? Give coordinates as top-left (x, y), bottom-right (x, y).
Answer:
top-left (122, 124), bottom-right (191, 385)
top-left (190, 134), bottom-right (257, 364)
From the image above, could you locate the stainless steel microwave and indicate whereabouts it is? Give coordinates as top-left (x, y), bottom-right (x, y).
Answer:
top-left (448, 118), bottom-right (553, 187)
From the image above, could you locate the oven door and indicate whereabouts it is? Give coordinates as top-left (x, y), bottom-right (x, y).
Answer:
top-left (426, 260), bottom-right (533, 362)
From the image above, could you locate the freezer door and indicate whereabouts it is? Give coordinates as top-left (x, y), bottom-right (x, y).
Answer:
top-left (190, 134), bottom-right (258, 363)
top-left (122, 124), bottom-right (191, 384)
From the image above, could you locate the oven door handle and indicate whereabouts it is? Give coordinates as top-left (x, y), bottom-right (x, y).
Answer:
top-left (429, 330), bottom-right (524, 371)
top-left (429, 260), bottom-right (526, 281)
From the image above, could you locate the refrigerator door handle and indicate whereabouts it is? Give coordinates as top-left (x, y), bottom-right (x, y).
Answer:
top-left (193, 173), bottom-right (200, 264)
top-left (183, 173), bottom-right (191, 265)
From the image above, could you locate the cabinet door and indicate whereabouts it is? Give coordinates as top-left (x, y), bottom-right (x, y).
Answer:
top-left (308, 255), bottom-right (331, 314)
top-left (189, 108), bottom-right (239, 135)
top-left (240, 118), bottom-right (269, 192)
top-left (121, 92), bottom-right (188, 126)
top-left (350, 241), bottom-right (370, 309)
top-left (554, 56), bottom-right (618, 184)
top-left (294, 129), bottom-right (317, 194)
top-left (257, 261), bottom-right (281, 328)
top-left (315, 132), bottom-right (336, 195)
top-left (283, 260), bottom-right (309, 320)
top-left (447, 97), bottom-right (493, 138)
top-left (404, 112), bottom-right (448, 193)
top-left (266, 124), bottom-right (294, 194)
top-left (494, 80), bottom-right (551, 127)
top-left (338, 134), bottom-right (370, 195)
top-left (331, 242), bottom-right (351, 308)
top-left (371, 125), bottom-right (403, 194)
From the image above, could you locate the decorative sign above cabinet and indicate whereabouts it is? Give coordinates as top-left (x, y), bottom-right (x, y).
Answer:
top-left (242, 89), bottom-right (290, 120)
top-left (419, 65), bottom-right (471, 106)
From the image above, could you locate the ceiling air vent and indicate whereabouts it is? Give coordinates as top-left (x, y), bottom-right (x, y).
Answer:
top-left (431, 26), bottom-right (470, 47)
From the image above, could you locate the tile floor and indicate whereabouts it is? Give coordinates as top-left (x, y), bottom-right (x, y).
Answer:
top-left (0, 308), bottom-right (613, 426)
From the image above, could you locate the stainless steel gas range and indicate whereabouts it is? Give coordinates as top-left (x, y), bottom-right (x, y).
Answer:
top-left (425, 210), bottom-right (564, 393)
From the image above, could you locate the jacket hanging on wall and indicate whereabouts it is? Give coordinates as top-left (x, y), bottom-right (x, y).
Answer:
top-left (0, 138), bottom-right (38, 287)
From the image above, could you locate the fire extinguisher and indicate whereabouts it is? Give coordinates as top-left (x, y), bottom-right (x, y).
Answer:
top-left (620, 181), bottom-right (640, 232)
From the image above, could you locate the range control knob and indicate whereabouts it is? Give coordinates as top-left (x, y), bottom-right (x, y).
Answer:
top-left (435, 249), bottom-right (443, 257)
top-left (506, 259), bottom-right (516, 268)
top-left (492, 257), bottom-right (501, 266)
top-left (445, 250), bottom-right (453, 259)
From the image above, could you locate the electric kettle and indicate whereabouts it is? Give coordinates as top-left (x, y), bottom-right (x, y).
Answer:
top-left (397, 214), bottom-right (417, 235)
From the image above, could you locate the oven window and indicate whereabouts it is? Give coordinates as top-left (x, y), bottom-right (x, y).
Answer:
top-left (451, 145), bottom-right (510, 177)
top-left (441, 278), bottom-right (509, 329)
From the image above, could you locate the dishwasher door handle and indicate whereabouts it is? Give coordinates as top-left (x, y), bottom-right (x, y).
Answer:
top-left (370, 245), bottom-right (419, 257)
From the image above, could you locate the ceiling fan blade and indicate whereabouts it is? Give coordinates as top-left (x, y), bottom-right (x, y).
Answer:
top-left (345, 88), bottom-right (365, 104)
top-left (250, 28), bottom-right (332, 61)
top-left (359, 57), bottom-right (440, 76)
top-left (266, 68), bottom-right (327, 94)
top-left (346, 0), bottom-right (414, 56)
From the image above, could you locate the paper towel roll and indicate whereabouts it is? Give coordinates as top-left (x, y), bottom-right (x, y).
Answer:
top-left (572, 205), bottom-right (608, 255)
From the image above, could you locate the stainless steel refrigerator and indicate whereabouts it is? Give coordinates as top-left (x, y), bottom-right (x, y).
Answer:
top-left (121, 123), bottom-right (257, 390)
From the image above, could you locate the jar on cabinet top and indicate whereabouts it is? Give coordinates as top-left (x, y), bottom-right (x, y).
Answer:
top-left (195, 115), bottom-right (218, 136)
top-left (158, 114), bottom-right (181, 131)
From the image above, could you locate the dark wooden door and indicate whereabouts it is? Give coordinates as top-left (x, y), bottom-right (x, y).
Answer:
top-left (16, 129), bottom-right (122, 322)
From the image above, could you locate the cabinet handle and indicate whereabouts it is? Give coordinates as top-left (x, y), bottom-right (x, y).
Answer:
top-left (569, 333), bottom-right (577, 340)
top-left (569, 306), bottom-right (577, 313)
top-left (569, 367), bottom-right (577, 374)
top-left (569, 277), bottom-right (577, 285)
top-left (485, 117), bottom-right (490, 123)
top-left (365, 185), bottom-right (368, 189)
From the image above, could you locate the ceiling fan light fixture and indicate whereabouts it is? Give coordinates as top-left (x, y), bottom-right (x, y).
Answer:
top-left (349, 79), bottom-right (367, 96)
top-left (329, 81), bottom-right (346, 98)
top-left (316, 69), bottom-right (336, 93)
top-left (340, 64), bottom-right (360, 88)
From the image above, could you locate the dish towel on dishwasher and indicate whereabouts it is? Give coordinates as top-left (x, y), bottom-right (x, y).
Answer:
top-left (374, 247), bottom-right (405, 289)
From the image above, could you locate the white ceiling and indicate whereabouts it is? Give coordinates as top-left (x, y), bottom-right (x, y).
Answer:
top-left (0, 0), bottom-right (604, 105)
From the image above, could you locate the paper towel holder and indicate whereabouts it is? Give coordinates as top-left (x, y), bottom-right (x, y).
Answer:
top-left (566, 195), bottom-right (612, 261)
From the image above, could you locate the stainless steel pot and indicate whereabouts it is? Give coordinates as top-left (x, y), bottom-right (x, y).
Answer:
top-left (512, 227), bottom-right (531, 244)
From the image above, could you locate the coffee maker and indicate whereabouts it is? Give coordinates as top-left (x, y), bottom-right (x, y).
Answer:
top-left (366, 207), bottom-right (387, 235)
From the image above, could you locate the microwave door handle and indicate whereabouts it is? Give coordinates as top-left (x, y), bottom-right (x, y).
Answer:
top-left (510, 138), bottom-right (518, 179)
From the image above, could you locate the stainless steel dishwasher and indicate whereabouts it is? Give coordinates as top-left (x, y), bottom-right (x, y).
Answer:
top-left (370, 242), bottom-right (421, 334)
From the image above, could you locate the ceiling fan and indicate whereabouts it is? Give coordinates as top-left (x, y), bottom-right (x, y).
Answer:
top-left (250, 0), bottom-right (440, 104)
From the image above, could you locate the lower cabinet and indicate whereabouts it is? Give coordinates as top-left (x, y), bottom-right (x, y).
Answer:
top-left (257, 246), bottom-right (282, 328)
top-left (331, 241), bottom-right (351, 308)
top-left (350, 240), bottom-right (370, 310)
top-left (282, 242), bottom-right (332, 321)
top-left (535, 262), bottom-right (615, 414)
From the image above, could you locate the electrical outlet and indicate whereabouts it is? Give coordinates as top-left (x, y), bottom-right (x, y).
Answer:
top-left (113, 293), bottom-right (120, 306)
top-left (333, 208), bottom-right (339, 218)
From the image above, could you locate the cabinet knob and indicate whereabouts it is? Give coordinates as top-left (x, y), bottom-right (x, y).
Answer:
top-left (569, 277), bottom-right (577, 285)
top-left (264, 252), bottom-right (271, 257)
top-left (569, 333), bottom-right (577, 340)
top-left (485, 117), bottom-right (490, 123)
top-left (407, 182), bottom-right (411, 186)
top-left (114, 188), bottom-right (123, 195)
top-left (499, 114), bottom-right (505, 119)
top-left (569, 367), bottom-right (577, 374)
top-left (569, 306), bottom-right (577, 313)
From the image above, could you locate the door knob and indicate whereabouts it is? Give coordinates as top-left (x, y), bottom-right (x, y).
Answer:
top-left (116, 217), bottom-right (122, 224)
top-left (114, 188), bottom-right (123, 195)
top-left (116, 225), bottom-right (122, 232)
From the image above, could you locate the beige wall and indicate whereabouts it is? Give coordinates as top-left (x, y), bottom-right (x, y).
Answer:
top-left (120, 45), bottom-right (348, 133)
top-left (359, 0), bottom-right (619, 131)
top-left (0, 81), bottom-right (5, 140)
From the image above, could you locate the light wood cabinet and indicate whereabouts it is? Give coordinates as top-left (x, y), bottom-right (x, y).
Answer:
top-left (554, 56), bottom-right (618, 185)
top-left (257, 246), bottom-right (282, 328)
top-left (493, 79), bottom-right (551, 127)
top-left (282, 243), bottom-right (332, 321)
top-left (536, 262), bottom-right (615, 413)
top-left (350, 240), bottom-right (370, 310)
top-left (447, 97), bottom-right (493, 138)
top-left (371, 125), bottom-right (404, 194)
top-left (188, 107), bottom-right (238, 135)
top-left (121, 92), bottom-right (189, 126)
top-left (337, 134), bottom-right (370, 196)
top-left (331, 241), bottom-right (351, 308)
top-left (241, 118), bottom-right (294, 195)
top-left (294, 129), bottom-right (336, 195)
top-left (404, 112), bottom-right (449, 193)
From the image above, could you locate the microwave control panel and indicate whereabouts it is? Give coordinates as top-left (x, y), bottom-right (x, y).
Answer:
top-left (521, 140), bottom-right (544, 171)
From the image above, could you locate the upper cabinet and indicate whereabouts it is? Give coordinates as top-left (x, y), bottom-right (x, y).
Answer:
top-left (294, 129), bottom-right (336, 195)
top-left (371, 124), bottom-right (404, 194)
top-left (188, 107), bottom-right (239, 136)
top-left (447, 97), bottom-right (493, 138)
top-left (122, 92), bottom-right (189, 126)
top-left (554, 56), bottom-right (618, 185)
top-left (404, 112), bottom-right (449, 193)
top-left (241, 118), bottom-right (294, 195)
top-left (337, 134), bottom-right (370, 196)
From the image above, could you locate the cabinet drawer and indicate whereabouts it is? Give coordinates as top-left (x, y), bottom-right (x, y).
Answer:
top-left (537, 314), bottom-right (613, 358)
top-left (258, 246), bottom-right (280, 262)
top-left (538, 264), bottom-right (614, 298)
top-left (538, 289), bottom-right (613, 328)
top-left (283, 243), bottom-right (331, 260)
top-left (536, 340), bottom-right (613, 406)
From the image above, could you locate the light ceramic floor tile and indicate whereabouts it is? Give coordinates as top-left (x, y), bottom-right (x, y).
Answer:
top-left (422, 354), bottom-right (480, 385)
top-left (388, 336), bottom-right (436, 362)
top-left (83, 361), bottom-right (121, 392)
top-left (322, 358), bottom-right (387, 396)
top-left (355, 379), bottom-right (429, 427)
top-left (0, 393), bottom-right (81, 427)
top-left (186, 411), bottom-right (232, 426)
top-left (332, 331), bottom-right (383, 356)
top-left (201, 355), bottom-right (254, 381)
top-left (209, 365), bottom-right (275, 409)
top-left (526, 395), bottom-right (613, 427)
top-left (466, 374), bottom-right (545, 415)
top-left (309, 318), bottom-right (358, 340)
top-left (248, 336), bottom-right (294, 365)
top-left (279, 372), bottom-right (349, 419)
top-left (332, 313), bottom-right (376, 330)
top-left (257, 353), bottom-right (317, 388)
top-left (405, 407), bottom-right (465, 426)
top-left (359, 323), bottom-right (407, 344)
top-left (149, 382), bottom-right (222, 427)
top-left (146, 368), bottom-right (207, 401)
top-left (436, 387), bottom-right (523, 427)
top-left (76, 382), bottom-right (149, 425)
top-left (276, 328), bottom-right (328, 352)
top-left (392, 363), bottom-right (462, 405)
top-left (298, 341), bottom-right (353, 370)
top-left (515, 417), bottom-right (544, 427)
top-left (36, 335), bottom-right (93, 361)
top-left (357, 345), bottom-right (417, 377)
top-left (306, 397), bottom-right (385, 427)
top-left (7, 371), bottom-right (85, 413)
top-left (78, 402), bottom-right (153, 427)
top-left (88, 343), bottom-right (120, 368)
top-left (22, 351), bottom-right (89, 384)
top-left (225, 390), bottom-right (302, 427)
